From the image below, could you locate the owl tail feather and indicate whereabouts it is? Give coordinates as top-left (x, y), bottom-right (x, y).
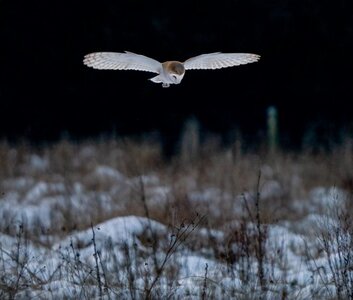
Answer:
top-left (149, 75), bottom-right (163, 84)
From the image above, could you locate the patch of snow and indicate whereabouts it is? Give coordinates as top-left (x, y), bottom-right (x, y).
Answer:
top-left (177, 254), bottom-right (221, 278)
top-left (94, 165), bottom-right (126, 182)
top-left (132, 174), bottom-right (160, 185)
top-left (1, 190), bottom-right (20, 203)
top-left (284, 214), bottom-right (321, 237)
top-left (308, 186), bottom-right (347, 211)
top-left (198, 227), bottom-right (224, 241)
top-left (292, 187), bottom-right (348, 215)
top-left (189, 188), bottom-right (220, 203)
top-left (0, 232), bottom-right (61, 284)
top-left (145, 186), bottom-right (170, 205)
top-left (0, 198), bottom-right (56, 229)
top-left (260, 180), bottom-right (283, 199)
top-left (73, 182), bottom-right (84, 194)
top-left (189, 187), bottom-right (232, 204)
top-left (55, 215), bottom-right (167, 251)
top-left (267, 225), bottom-right (306, 272)
top-left (29, 154), bottom-right (49, 171)
top-left (24, 182), bottom-right (66, 203)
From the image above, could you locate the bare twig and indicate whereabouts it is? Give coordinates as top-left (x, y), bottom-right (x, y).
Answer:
top-left (145, 214), bottom-right (206, 299)
top-left (122, 241), bottom-right (136, 300)
top-left (255, 170), bottom-right (266, 292)
top-left (202, 263), bottom-right (209, 300)
top-left (139, 176), bottom-right (160, 275)
top-left (91, 223), bottom-right (103, 299)
top-left (97, 250), bottom-right (111, 299)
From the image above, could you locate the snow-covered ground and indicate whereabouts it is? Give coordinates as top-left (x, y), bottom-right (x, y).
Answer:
top-left (0, 143), bottom-right (352, 299)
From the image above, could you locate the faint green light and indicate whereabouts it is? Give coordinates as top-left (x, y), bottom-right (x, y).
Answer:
top-left (267, 106), bottom-right (279, 154)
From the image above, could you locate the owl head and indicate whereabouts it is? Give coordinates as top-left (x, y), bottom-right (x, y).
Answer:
top-left (163, 61), bottom-right (185, 84)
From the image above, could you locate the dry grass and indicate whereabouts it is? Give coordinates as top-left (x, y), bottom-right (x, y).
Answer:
top-left (0, 135), bottom-right (352, 232)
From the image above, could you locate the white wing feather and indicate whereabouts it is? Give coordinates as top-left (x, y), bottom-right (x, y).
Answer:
top-left (83, 51), bottom-right (161, 73)
top-left (184, 52), bottom-right (260, 70)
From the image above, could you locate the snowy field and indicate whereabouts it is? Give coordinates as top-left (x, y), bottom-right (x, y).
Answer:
top-left (0, 138), bottom-right (352, 299)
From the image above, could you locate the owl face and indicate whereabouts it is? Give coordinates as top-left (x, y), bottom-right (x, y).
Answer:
top-left (169, 72), bottom-right (184, 84)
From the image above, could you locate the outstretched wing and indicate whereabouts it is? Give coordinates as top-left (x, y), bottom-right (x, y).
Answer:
top-left (83, 51), bottom-right (161, 73)
top-left (184, 52), bottom-right (260, 70)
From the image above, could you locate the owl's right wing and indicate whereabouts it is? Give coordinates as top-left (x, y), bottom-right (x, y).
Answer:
top-left (83, 51), bottom-right (161, 73)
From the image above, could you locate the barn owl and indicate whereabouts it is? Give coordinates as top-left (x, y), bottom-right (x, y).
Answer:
top-left (83, 51), bottom-right (260, 88)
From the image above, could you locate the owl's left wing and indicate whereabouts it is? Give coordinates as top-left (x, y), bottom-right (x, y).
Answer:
top-left (83, 51), bottom-right (161, 73)
top-left (183, 52), bottom-right (260, 70)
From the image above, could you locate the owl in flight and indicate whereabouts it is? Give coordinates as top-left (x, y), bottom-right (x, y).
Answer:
top-left (83, 51), bottom-right (260, 88)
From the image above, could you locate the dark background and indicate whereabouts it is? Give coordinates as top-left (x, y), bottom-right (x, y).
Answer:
top-left (0, 0), bottom-right (352, 150)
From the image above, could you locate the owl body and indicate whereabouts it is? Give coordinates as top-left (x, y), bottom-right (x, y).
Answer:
top-left (83, 51), bottom-right (260, 87)
top-left (150, 61), bottom-right (185, 87)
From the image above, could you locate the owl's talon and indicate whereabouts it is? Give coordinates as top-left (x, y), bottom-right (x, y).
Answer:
top-left (162, 83), bottom-right (170, 88)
